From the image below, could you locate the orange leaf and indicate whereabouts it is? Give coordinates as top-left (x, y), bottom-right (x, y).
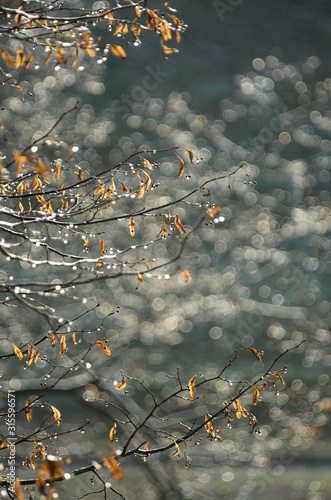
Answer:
top-left (101, 454), bottom-right (123, 480)
top-left (188, 376), bottom-right (195, 398)
top-left (137, 271), bottom-right (143, 282)
top-left (110, 45), bottom-right (126, 59)
top-left (25, 399), bottom-right (33, 422)
top-left (174, 215), bottom-right (186, 234)
top-left (232, 399), bottom-right (242, 419)
top-left (12, 343), bottom-right (24, 360)
top-left (120, 182), bottom-right (130, 194)
top-left (50, 333), bottom-right (56, 347)
top-left (14, 46), bottom-right (25, 69)
top-left (206, 205), bottom-right (221, 219)
top-left (95, 340), bottom-right (112, 356)
top-left (253, 387), bottom-right (260, 405)
top-left (0, 48), bottom-right (14, 66)
top-left (59, 335), bottom-right (66, 357)
top-left (269, 372), bottom-right (285, 384)
top-left (50, 405), bottom-right (61, 426)
top-left (116, 379), bottom-right (126, 391)
top-left (14, 152), bottom-right (29, 176)
top-left (182, 269), bottom-right (191, 282)
top-left (245, 347), bottom-right (262, 362)
top-left (172, 441), bottom-right (180, 457)
top-left (109, 423), bottom-right (117, 441)
top-left (177, 158), bottom-right (185, 178)
top-left (186, 149), bottom-right (194, 164)
top-left (137, 181), bottom-right (145, 199)
top-left (100, 239), bottom-right (105, 254)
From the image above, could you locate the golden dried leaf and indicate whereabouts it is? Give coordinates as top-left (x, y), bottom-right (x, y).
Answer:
top-left (15, 479), bottom-right (23, 500)
top-left (0, 48), bottom-right (14, 66)
top-left (141, 157), bottom-right (153, 170)
top-left (116, 379), bottom-right (126, 391)
top-left (177, 158), bottom-right (185, 178)
top-left (253, 387), bottom-right (260, 405)
top-left (269, 372), bottom-right (285, 384)
top-left (9, 84), bottom-right (24, 100)
top-left (137, 181), bottom-right (146, 199)
top-left (14, 152), bottom-right (29, 176)
top-left (72, 333), bottom-right (77, 344)
top-left (186, 149), bottom-right (194, 164)
top-left (25, 52), bottom-right (33, 70)
top-left (206, 205), bottom-right (221, 219)
top-left (110, 44), bottom-right (126, 59)
top-left (27, 345), bottom-right (35, 367)
top-left (160, 20), bottom-right (172, 41)
top-left (50, 405), bottom-right (61, 425)
top-left (55, 162), bottom-right (61, 180)
top-left (161, 221), bottom-right (170, 235)
top-left (241, 404), bottom-right (249, 418)
top-left (135, 6), bottom-right (141, 18)
top-left (33, 350), bottom-right (39, 364)
top-left (172, 441), bottom-right (180, 457)
top-left (174, 215), bottom-right (186, 234)
top-left (56, 42), bottom-right (67, 64)
top-left (14, 46), bottom-right (25, 69)
top-left (232, 399), bottom-right (242, 419)
top-left (95, 340), bottom-right (112, 356)
top-left (100, 239), bottom-right (105, 254)
top-left (182, 269), bottom-right (191, 283)
top-left (144, 171), bottom-right (151, 190)
top-left (245, 347), bottom-right (262, 362)
top-left (59, 335), bottom-right (66, 357)
top-left (143, 442), bottom-right (149, 450)
top-left (44, 47), bottom-right (53, 66)
top-left (129, 217), bottom-right (135, 236)
top-left (250, 415), bottom-right (258, 434)
top-left (101, 454), bottom-right (123, 480)
top-left (25, 399), bottom-right (33, 422)
top-left (19, 201), bottom-right (24, 213)
top-left (50, 333), bottom-right (56, 347)
top-left (12, 343), bottom-right (24, 360)
top-left (36, 456), bottom-right (64, 493)
top-left (161, 43), bottom-right (179, 54)
top-left (188, 376), bottom-right (196, 398)
top-left (137, 271), bottom-right (143, 282)
top-left (120, 182), bottom-right (130, 193)
top-left (109, 423), bottom-right (117, 441)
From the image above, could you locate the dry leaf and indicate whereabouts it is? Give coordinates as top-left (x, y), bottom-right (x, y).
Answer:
top-left (110, 44), bottom-right (126, 59)
top-left (269, 372), bottom-right (285, 384)
top-left (174, 215), bottom-right (186, 234)
top-left (188, 376), bottom-right (196, 398)
top-left (50, 405), bottom-right (61, 425)
top-left (186, 149), bottom-right (194, 163)
top-left (59, 335), bottom-right (66, 357)
top-left (232, 399), bottom-right (242, 419)
top-left (95, 340), bottom-right (112, 356)
top-left (172, 441), bottom-right (180, 457)
top-left (137, 271), bottom-right (143, 282)
top-left (182, 269), bottom-right (191, 282)
top-left (116, 379), bottom-right (126, 391)
top-left (12, 343), bottom-right (24, 360)
top-left (101, 454), bottom-right (123, 480)
top-left (129, 217), bottom-right (135, 236)
top-left (100, 239), bottom-right (105, 254)
top-left (177, 158), bottom-right (185, 178)
top-left (245, 347), bottom-right (262, 362)
top-left (25, 399), bottom-right (33, 422)
top-left (50, 333), bottom-right (56, 347)
top-left (109, 423), bottom-right (117, 441)
top-left (252, 387), bottom-right (260, 405)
